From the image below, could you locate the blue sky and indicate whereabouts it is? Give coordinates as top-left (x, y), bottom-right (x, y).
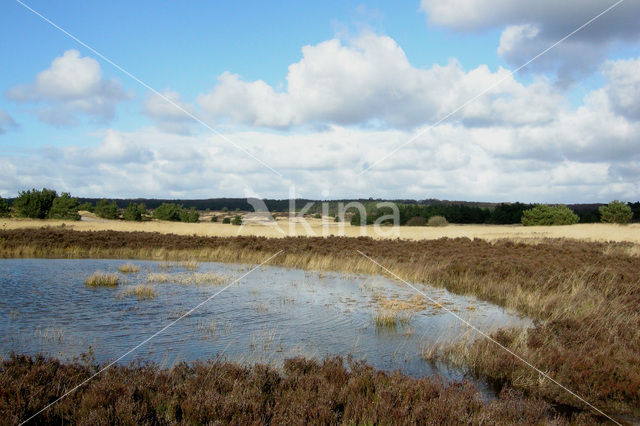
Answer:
top-left (1, 0), bottom-right (639, 202)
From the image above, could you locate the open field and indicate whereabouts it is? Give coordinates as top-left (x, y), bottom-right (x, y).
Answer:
top-left (2, 216), bottom-right (640, 243)
top-left (1, 228), bottom-right (639, 423)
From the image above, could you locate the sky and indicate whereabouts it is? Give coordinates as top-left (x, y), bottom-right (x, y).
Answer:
top-left (1, 0), bottom-right (639, 203)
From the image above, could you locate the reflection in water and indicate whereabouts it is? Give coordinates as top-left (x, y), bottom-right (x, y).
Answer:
top-left (0, 258), bottom-right (530, 392)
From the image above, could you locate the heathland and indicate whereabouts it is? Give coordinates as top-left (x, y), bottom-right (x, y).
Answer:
top-left (2, 215), bottom-right (640, 243)
top-left (1, 227), bottom-right (639, 424)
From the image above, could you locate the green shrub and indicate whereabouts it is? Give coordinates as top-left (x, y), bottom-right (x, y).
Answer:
top-left (180, 207), bottom-right (200, 223)
top-left (222, 217), bottom-right (231, 224)
top-left (221, 207), bottom-right (228, 212)
top-left (12, 188), bottom-right (57, 219)
top-left (152, 203), bottom-right (181, 221)
top-left (78, 202), bottom-right (94, 212)
top-left (48, 193), bottom-right (80, 220)
top-left (231, 215), bottom-right (243, 225)
top-left (599, 200), bottom-right (633, 224)
top-left (334, 216), bottom-right (341, 222)
top-left (211, 215), bottom-right (218, 222)
top-left (123, 203), bottom-right (145, 221)
top-left (314, 213), bottom-right (322, 219)
top-left (94, 199), bottom-right (120, 220)
top-left (521, 204), bottom-right (579, 226)
top-left (0, 197), bottom-right (10, 218)
top-left (406, 216), bottom-right (426, 226)
top-left (427, 215), bottom-right (448, 227)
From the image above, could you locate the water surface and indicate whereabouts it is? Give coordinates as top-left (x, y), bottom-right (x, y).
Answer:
top-left (0, 259), bottom-right (530, 391)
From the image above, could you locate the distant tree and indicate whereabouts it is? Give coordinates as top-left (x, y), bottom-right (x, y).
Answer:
top-left (94, 199), bottom-right (120, 220)
top-left (78, 202), bottom-right (94, 213)
top-left (0, 196), bottom-right (10, 218)
top-left (123, 203), bottom-right (143, 221)
top-left (521, 205), bottom-right (579, 226)
top-left (405, 216), bottom-right (426, 226)
top-left (599, 200), bottom-right (633, 224)
top-left (222, 217), bottom-right (231, 224)
top-left (13, 188), bottom-right (57, 219)
top-left (211, 215), bottom-right (218, 222)
top-left (221, 207), bottom-right (228, 212)
top-left (152, 203), bottom-right (182, 221)
top-left (427, 215), bottom-right (448, 227)
top-left (231, 215), bottom-right (243, 225)
top-left (628, 202), bottom-right (640, 222)
top-left (490, 202), bottom-right (533, 224)
top-left (48, 193), bottom-right (80, 220)
top-left (180, 207), bottom-right (200, 223)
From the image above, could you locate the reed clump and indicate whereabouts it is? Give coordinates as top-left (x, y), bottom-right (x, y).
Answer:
top-left (84, 272), bottom-right (119, 287)
top-left (123, 284), bottom-right (156, 300)
top-left (117, 263), bottom-right (140, 273)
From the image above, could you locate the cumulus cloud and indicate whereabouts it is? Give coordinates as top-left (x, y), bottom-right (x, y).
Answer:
top-left (420, 0), bottom-right (640, 82)
top-left (602, 57), bottom-right (640, 120)
top-left (5, 50), bottom-right (130, 125)
top-left (198, 33), bottom-right (563, 129)
top-left (0, 109), bottom-right (17, 134)
top-left (2, 70), bottom-right (639, 203)
top-left (142, 90), bottom-right (197, 135)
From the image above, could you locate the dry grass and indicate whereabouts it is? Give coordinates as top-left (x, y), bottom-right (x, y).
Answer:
top-left (117, 263), bottom-right (140, 273)
top-left (123, 284), bottom-right (156, 300)
top-left (180, 259), bottom-right (200, 270)
top-left (3, 216), bottom-right (640, 243)
top-left (144, 272), bottom-right (229, 286)
top-left (84, 271), bottom-right (119, 287)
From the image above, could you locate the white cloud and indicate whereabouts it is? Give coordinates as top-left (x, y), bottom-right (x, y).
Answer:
top-left (603, 57), bottom-right (640, 120)
top-left (420, 0), bottom-right (640, 82)
top-left (5, 50), bottom-right (130, 125)
top-left (198, 33), bottom-right (563, 129)
top-left (142, 90), bottom-right (197, 135)
top-left (0, 109), bottom-right (17, 134)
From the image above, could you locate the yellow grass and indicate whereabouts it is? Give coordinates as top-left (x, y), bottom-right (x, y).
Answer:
top-left (84, 272), bottom-right (119, 287)
top-left (123, 284), bottom-right (156, 300)
top-left (117, 263), bottom-right (140, 273)
top-left (3, 216), bottom-right (640, 243)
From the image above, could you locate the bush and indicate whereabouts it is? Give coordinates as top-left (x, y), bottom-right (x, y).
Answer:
top-left (48, 193), bottom-right (80, 220)
top-left (231, 215), bottom-right (243, 225)
top-left (211, 215), bottom-right (218, 222)
top-left (222, 217), bottom-right (231, 224)
top-left (0, 197), bottom-right (10, 218)
top-left (78, 202), bottom-right (94, 212)
top-left (427, 215), bottom-right (448, 227)
top-left (599, 200), bottom-right (633, 224)
top-left (94, 199), bottom-right (120, 220)
top-left (314, 213), bottom-right (322, 219)
top-left (180, 207), bottom-right (200, 223)
top-left (521, 204), bottom-right (579, 226)
top-left (12, 188), bottom-right (57, 219)
top-left (123, 203), bottom-right (145, 221)
top-left (152, 203), bottom-right (181, 221)
top-left (406, 216), bottom-right (426, 226)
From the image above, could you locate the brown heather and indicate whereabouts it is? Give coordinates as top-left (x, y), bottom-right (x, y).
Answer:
top-left (1, 228), bottom-right (639, 420)
top-left (1, 354), bottom-right (591, 425)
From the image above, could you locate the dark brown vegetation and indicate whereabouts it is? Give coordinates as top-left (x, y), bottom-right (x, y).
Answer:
top-left (1, 227), bottom-right (639, 421)
top-left (1, 354), bottom-right (594, 425)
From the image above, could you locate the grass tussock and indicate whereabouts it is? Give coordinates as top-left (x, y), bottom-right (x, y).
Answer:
top-left (117, 263), bottom-right (140, 273)
top-left (84, 271), bottom-right (119, 287)
top-left (2, 228), bottom-right (640, 417)
top-left (0, 354), bottom-right (599, 425)
top-left (144, 272), bottom-right (229, 286)
top-left (146, 273), bottom-right (171, 283)
top-left (123, 284), bottom-right (156, 300)
top-left (180, 259), bottom-right (200, 270)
